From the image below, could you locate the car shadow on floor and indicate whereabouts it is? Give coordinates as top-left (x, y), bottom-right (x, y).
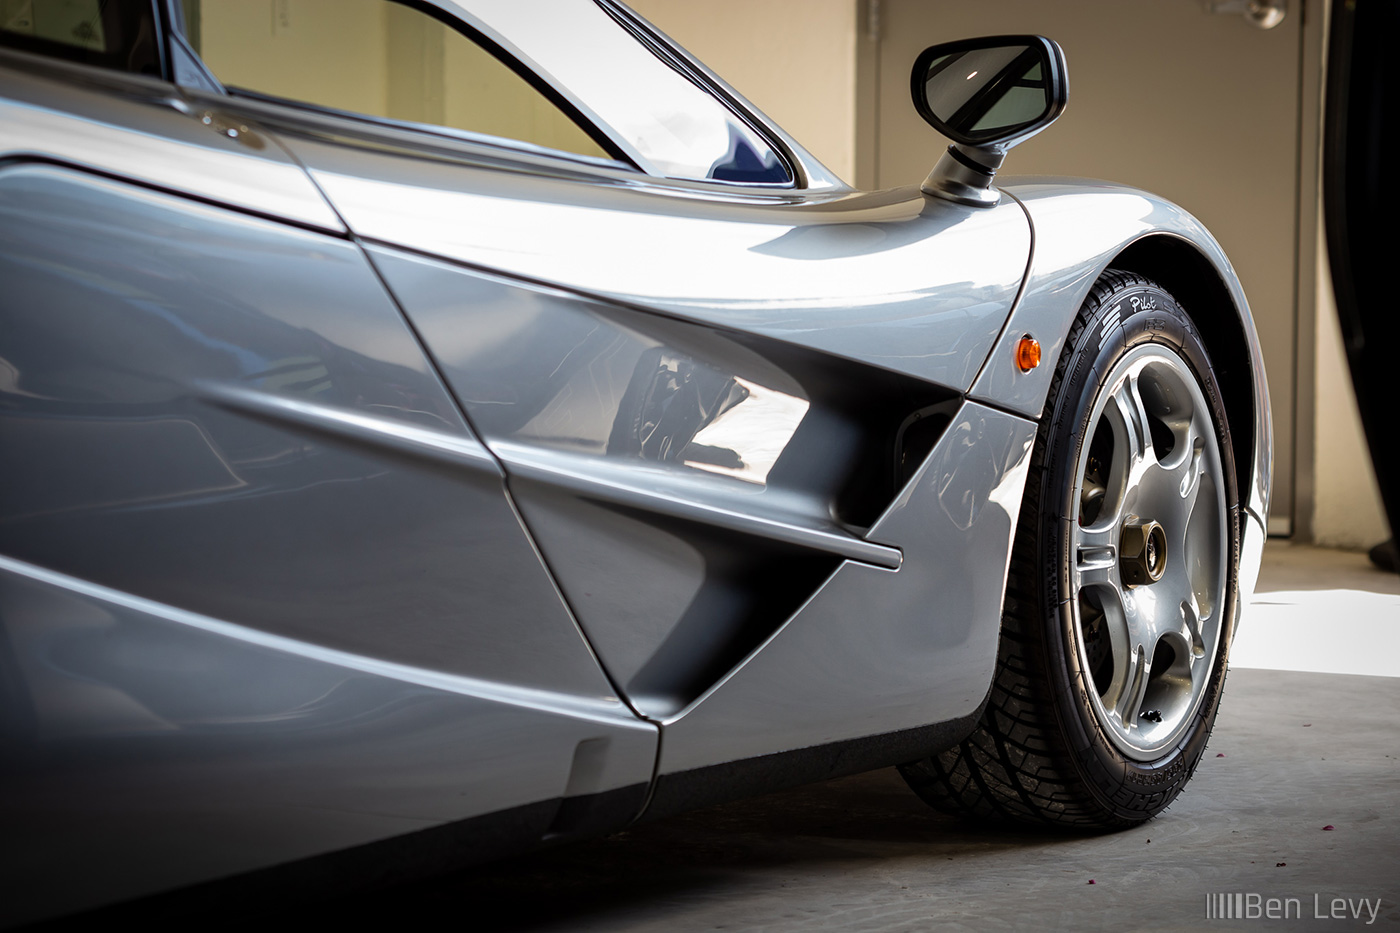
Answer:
top-left (306, 767), bottom-right (1086, 931)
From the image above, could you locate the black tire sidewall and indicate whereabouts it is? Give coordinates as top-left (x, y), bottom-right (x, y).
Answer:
top-left (1038, 278), bottom-right (1241, 823)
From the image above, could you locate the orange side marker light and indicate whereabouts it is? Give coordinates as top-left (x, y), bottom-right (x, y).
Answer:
top-left (1016, 335), bottom-right (1041, 373)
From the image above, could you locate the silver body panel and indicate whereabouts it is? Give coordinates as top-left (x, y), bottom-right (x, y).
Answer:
top-left (0, 163), bottom-right (615, 697)
top-left (0, 156), bottom-right (658, 923)
top-left (0, 555), bottom-right (655, 927)
top-left (0, 59), bottom-right (342, 232)
top-left (283, 131), bottom-right (1031, 393)
top-left (0, 0), bottom-right (1271, 920)
top-left (658, 401), bottom-right (1036, 773)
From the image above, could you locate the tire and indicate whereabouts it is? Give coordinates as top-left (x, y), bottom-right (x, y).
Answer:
top-left (901, 270), bottom-right (1240, 829)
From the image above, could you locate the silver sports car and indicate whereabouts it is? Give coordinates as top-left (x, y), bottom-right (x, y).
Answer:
top-left (0, 0), bottom-right (1270, 923)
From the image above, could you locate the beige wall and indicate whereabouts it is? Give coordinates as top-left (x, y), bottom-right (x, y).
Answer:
top-left (199, 0), bottom-right (389, 116)
top-left (626, 0), bottom-right (858, 183)
top-left (1313, 232), bottom-right (1391, 548)
top-left (437, 18), bottom-right (604, 156)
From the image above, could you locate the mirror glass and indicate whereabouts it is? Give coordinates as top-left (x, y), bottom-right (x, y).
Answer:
top-left (921, 43), bottom-right (1052, 143)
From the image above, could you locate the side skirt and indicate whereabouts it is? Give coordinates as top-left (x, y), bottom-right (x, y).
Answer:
top-left (642, 703), bottom-right (988, 822)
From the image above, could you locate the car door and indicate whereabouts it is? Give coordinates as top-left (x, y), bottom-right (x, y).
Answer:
top-left (0, 4), bottom-right (654, 922)
top-left (163, 0), bottom-right (1041, 815)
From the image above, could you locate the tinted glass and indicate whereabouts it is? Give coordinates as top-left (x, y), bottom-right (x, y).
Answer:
top-left (922, 44), bottom-right (1051, 142)
top-left (183, 0), bottom-right (610, 160)
top-left (0, 0), bottom-right (161, 74)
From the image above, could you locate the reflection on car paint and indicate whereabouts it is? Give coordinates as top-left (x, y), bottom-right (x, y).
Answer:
top-left (0, 164), bottom-right (617, 698)
top-left (607, 349), bottom-right (809, 486)
top-left (0, 65), bottom-right (341, 230)
top-left (290, 136), bottom-right (1031, 392)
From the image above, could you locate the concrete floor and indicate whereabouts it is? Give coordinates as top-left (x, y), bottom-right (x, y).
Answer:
top-left (318, 543), bottom-right (1400, 932)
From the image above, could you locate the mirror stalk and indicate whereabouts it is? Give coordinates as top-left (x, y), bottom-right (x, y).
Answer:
top-left (922, 144), bottom-right (1006, 207)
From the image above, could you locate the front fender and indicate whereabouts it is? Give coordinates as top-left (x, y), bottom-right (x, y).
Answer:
top-left (972, 176), bottom-right (1272, 629)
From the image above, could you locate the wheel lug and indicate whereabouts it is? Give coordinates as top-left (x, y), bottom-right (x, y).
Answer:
top-left (1121, 520), bottom-right (1167, 586)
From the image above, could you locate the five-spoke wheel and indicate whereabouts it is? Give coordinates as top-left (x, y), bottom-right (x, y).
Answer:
top-left (901, 270), bottom-right (1240, 829)
top-left (1070, 344), bottom-right (1228, 760)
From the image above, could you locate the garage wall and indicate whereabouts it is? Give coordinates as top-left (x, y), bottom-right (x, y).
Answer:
top-left (1314, 233), bottom-right (1391, 548)
top-left (625, 0), bottom-right (859, 183)
top-left (197, 0), bottom-right (388, 115)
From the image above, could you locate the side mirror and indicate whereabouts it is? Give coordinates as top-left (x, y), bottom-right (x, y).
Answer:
top-left (911, 35), bottom-right (1068, 206)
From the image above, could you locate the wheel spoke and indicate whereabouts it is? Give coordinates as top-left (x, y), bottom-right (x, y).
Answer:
top-left (1132, 552), bottom-right (1191, 644)
top-left (1180, 447), bottom-right (1205, 519)
top-left (1179, 593), bottom-right (1206, 659)
top-left (1109, 374), bottom-right (1156, 472)
top-left (1074, 525), bottom-right (1118, 591)
top-left (1112, 643), bottom-right (1151, 725)
top-left (1092, 582), bottom-right (1134, 701)
top-left (1165, 411), bottom-right (1209, 530)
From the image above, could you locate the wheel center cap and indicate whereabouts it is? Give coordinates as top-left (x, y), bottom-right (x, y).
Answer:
top-left (1121, 520), bottom-right (1168, 586)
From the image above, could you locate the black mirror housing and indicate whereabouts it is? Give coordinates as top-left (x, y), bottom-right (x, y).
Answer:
top-left (911, 35), bottom-right (1068, 205)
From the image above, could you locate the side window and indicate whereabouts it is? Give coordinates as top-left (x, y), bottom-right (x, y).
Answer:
top-left (0, 0), bottom-right (161, 75)
top-left (179, 0), bottom-right (612, 161)
top-left (466, 0), bottom-right (793, 185)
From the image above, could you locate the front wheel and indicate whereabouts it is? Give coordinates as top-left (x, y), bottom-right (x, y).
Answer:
top-left (901, 270), bottom-right (1240, 829)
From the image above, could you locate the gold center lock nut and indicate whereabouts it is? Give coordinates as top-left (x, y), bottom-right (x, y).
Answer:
top-left (1120, 520), bottom-right (1168, 586)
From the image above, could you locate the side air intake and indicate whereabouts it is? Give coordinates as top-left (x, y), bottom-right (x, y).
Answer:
top-left (370, 251), bottom-right (958, 716)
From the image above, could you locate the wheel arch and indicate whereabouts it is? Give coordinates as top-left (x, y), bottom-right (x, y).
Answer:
top-left (1109, 233), bottom-right (1255, 517)
top-left (975, 181), bottom-right (1272, 534)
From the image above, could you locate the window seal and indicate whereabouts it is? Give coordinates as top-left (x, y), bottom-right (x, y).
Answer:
top-left (591, 0), bottom-right (802, 190)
